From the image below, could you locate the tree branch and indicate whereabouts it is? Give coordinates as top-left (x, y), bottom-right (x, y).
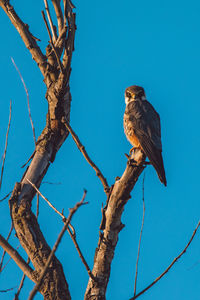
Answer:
top-left (14, 257), bottom-right (30, 300)
top-left (64, 121), bottom-right (109, 194)
top-left (41, 10), bottom-right (64, 74)
top-left (28, 191), bottom-right (87, 300)
top-left (134, 173), bottom-right (145, 296)
top-left (0, 286), bottom-right (17, 293)
top-left (26, 178), bottom-right (65, 219)
top-left (27, 179), bottom-right (94, 281)
top-left (0, 101), bottom-right (11, 191)
top-left (51, 0), bottom-right (64, 35)
top-left (0, 222), bottom-right (13, 272)
top-left (67, 225), bottom-right (96, 281)
top-left (2, 1), bottom-right (75, 299)
top-left (62, 0), bottom-right (76, 79)
top-left (0, 234), bottom-right (36, 282)
top-left (44, 0), bottom-right (57, 42)
top-left (130, 220), bottom-right (200, 300)
top-left (85, 149), bottom-right (146, 299)
top-left (0, 1), bottom-right (47, 77)
top-left (11, 58), bottom-right (36, 146)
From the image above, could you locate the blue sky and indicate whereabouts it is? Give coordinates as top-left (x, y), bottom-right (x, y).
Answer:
top-left (0, 0), bottom-right (200, 299)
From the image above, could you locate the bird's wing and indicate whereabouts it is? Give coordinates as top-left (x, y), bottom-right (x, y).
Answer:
top-left (126, 100), bottom-right (167, 185)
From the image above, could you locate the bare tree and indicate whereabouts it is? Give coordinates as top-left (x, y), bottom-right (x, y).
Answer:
top-left (0, 1), bottom-right (199, 300)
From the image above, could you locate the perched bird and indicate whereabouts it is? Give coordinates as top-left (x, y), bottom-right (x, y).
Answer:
top-left (123, 85), bottom-right (167, 186)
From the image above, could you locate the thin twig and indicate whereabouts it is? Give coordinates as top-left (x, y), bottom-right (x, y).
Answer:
top-left (28, 191), bottom-right (87, 300)
top-left (0, 222), bottom-right (14, 272)
top-left (0, 236), bottom-right (33, 280)
top-left (0, 244), bottom-right (20, 275)
top-left (43, 0), bottom-right (57, 42)
top-left (26, 178), bottom-right (93, 279)
top-left (64, 121), bottom-right (109, 194)
top-left (26, 178), bottom-right (64, 219)
top-left (11, 58), bottom-right (36, 146)
top-left (36, 194), bottom-right (39, 219)
top-left (0, 0), bottom-right (46, 77)
top-left (130, 220), bottom-right (200, 300)
top-left (0, 257), bottom-right (12, 273)
top-left (42, 181), bottom-right (61, 185)
top-left (0, 191), bottom-right (12, 202)
top-left (54, 26), bottom-right (67, 47)
top-left (21, 151), bottom-right (35, 168)
top-left (14, 257), bottom-right (30, 300)
top-left (67, 225), bottom-right (96, 281)
top-left (51, 0), bottom-right (64, 35)
top-left (26, 178), bottom-right (72, 231)
top-left (41, 10), bottom-right (64, 74)
top-left (0, 101), bottom-right (11, 191)
top-left (0, 286), bottom-right (17, 293)
top-left (134, 173), bottom-right (145, 296)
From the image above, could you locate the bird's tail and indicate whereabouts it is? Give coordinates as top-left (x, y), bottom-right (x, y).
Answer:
top-left (152, 150), bottom-right (167, 186)
top-left (140, 140), bottom-right (167, 186)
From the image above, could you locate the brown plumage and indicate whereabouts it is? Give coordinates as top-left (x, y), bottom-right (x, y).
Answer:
top-left (124, 85), bottom-right (167, 186)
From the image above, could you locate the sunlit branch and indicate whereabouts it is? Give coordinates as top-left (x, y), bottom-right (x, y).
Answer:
top-left (41, 10), bottom-right (64, 74)
top-left (44, 0), bottom-right (57, 42)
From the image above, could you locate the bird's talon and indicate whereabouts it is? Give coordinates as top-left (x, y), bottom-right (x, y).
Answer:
top-left (128, 158), bottom-right (137, 166)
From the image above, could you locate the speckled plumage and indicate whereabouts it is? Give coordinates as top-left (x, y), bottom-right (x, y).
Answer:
top-left (124, 85), bottom-right (167, 186)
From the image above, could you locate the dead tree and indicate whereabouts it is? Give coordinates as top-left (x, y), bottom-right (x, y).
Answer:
top-left (0, 0), bottom-right (75, 298)
top-left (0, 1), bottom-right (199, 300)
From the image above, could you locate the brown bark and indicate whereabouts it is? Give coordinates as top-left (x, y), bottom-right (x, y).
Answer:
top-left (85, 150), bottom-right (146, 299)
top-left (0, 1), bottom-right (76, 299)
top-left (9, 183), bottom-right (71, 299)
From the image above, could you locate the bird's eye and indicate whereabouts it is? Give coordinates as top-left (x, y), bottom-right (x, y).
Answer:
top-left (126, 91), bottom-right (131, 98)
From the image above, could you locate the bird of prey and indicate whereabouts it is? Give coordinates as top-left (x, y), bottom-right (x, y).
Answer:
top-left (123, 85), bottom-right (167, 186)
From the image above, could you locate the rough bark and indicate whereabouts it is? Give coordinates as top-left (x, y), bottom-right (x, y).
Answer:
top-left (9, 183), bottom-right (71, 300)
top-left (85, 149), bottom-right (146, 299)
top-left (0, 1), bottom-right (76, 298)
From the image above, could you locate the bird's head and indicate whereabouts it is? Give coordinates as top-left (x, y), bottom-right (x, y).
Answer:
top-left (125, 85), bottom-right (146, 105)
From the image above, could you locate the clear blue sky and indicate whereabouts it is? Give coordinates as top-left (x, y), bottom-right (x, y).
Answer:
top-left (0, 0), bottom-right (200, 299)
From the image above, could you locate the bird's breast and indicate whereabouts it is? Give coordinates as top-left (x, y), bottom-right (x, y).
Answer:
top-left (124, 116), bottom-right (141, 148)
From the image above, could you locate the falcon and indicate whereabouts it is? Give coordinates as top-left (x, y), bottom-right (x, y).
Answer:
top-left (123, 85), bottom-right (167, 186)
